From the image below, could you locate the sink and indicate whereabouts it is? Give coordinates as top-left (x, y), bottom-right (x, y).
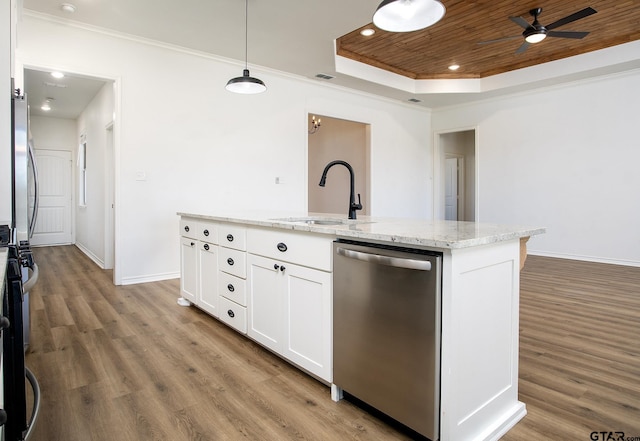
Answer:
top-left (272, 217), bottom-right (348, 226)
top-left (304, 219), bottom-right (347, 225)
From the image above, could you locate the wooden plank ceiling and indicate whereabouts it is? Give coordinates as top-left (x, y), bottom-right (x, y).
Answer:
top-left (337, 0), bottom-right (640, 79)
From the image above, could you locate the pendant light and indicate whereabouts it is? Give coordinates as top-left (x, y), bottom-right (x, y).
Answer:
top-left (373, 0), bottom-right (446, 33)
top-left (226, 0), bottom-right (266, 94)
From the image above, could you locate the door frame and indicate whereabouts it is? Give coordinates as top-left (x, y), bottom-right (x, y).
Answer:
top-left (21, 62), bottom-right (122, 284)
top-left (433, 126), bottom-right (479, 221)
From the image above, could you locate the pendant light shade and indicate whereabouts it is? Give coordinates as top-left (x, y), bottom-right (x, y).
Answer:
top-left (226, 0), bottom-right (266, 94)
top-left (226, 69), bottom-right (266, 94)
top-left (373, 0), bottom-right (446, 33)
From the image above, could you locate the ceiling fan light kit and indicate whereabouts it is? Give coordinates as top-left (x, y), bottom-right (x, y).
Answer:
top-left (479, 6), bottom-right (597, 54)
top-left (373, 0), bottom-right (445, 33)
top-left (226, 0), bottom-right (266, 94)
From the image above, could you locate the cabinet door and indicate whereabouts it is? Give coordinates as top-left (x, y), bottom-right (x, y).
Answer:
top-left (180, 236), bottom-right (198, 303)
top-left (283, 264), bottom-right (332, 382)
top-left (198, 242), bottom-right (218, 317)
top-left (247, 254), bottom-right (283, 353)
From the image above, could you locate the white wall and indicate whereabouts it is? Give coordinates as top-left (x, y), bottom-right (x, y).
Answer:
top-left (433, 71), bottom-right (640, 266)
top-left (0, 0), bottom-right (13, 225)
top-left (30, 115), bottom-right (76, 150)
top-left (75, 81), bottom-right (114, 266)
top-left (18, 14), bottom-right (432, 283)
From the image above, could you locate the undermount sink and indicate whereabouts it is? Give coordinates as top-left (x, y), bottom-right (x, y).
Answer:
top-left (272, 217), bottom-right (349, 226)
top-left (271, 216), bottom-right (375, 226)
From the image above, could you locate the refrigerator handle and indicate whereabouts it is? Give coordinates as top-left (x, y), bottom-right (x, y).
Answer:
top-left (27, 141), bottom-right (39, 239)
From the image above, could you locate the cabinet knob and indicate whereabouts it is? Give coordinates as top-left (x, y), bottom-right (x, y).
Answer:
top-left (203, 229), bottom-right (209, 236)
top-left (190, 242), bottom-right (195, 247)
top-left (227, 309), bottom-right (235, 318)
top-left (226, 234), bottom-right (234, 242)
top-left (184, 226), bottom-right (190, 232)
top-left (227, 258), bottom-right (234, 266)
top-left (204, 243), bottom-right (210, 251)
top-left (277, 242), bottom-right (288, 252)
top-left (274, 264), bottom-right (280, 270)
top-left (227, 284), bottom-right (235, 292)
top-left (280, 265), bottom-right (286, 272)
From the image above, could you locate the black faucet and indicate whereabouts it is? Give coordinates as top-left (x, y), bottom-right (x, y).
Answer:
top-left (318, 160), bottom-right (363, 220)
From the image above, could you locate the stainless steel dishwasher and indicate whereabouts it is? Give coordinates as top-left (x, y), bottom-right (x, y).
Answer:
top-left (333, 240), bottom-right (442, 440)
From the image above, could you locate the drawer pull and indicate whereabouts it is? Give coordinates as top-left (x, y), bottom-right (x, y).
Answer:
top-left (277, 242), bottom-right (288, 252)
top-left (227, 309), bottom-right (235, 318)
top-left (204, 243), bottom-right (210, 251)
top-left (203, 229), bottom-right (209, 236)
top-left (226, 234), bottom-right (234, 242)
top-left (184, 226), bottom-right (190, 232)
top-left (227, 258), bottom-right (234, 266)
top-left (227, 284), bottom-right (235, 292)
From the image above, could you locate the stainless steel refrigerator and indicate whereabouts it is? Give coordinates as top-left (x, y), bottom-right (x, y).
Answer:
top-left (11, 90), bottom-right (39, 350)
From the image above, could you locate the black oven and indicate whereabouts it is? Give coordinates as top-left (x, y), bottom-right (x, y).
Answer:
top-left (2, 242), bottom-right (40, 441)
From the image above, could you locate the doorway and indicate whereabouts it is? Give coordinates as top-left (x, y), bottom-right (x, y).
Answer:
top-left (23, 66), bottom-right (118, 282)
top-left (307, 114), bottom-right (370, 216)
top-left (435, 129), bottom-right (477, 221)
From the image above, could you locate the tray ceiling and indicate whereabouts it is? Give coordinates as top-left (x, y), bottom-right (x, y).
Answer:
top-left (337, 0), bottom-right (640, 79)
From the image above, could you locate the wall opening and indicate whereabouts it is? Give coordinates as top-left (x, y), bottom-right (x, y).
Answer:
top-left (307, 114), bottom-right (370, 217)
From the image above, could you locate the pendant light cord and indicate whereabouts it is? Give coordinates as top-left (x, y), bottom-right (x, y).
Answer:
top-left (244, 0), bottom-right (249, 70)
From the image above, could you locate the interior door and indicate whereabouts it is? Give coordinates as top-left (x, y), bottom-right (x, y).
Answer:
top-left (29, 149), bottom-right (73, 246)
top-left (444, 157), bottom-right (458, 221)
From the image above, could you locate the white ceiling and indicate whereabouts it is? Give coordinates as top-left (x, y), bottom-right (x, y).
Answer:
top-left (20, 0), bottom-right (640, 119)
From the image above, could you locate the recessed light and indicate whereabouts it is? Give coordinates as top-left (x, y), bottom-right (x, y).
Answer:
top-left (51, 71), bottom-right (65, 79)
top-left (41, 98), bottom-right (54, 111)
top-left (61, 3), bottom-right (76, 13)
top-left (448, 64), bottom-right (460, 71)
top-left (360, 28), bottom-right (375, 37)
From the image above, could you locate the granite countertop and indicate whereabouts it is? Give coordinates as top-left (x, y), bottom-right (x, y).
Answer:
top-left (178, 211), bottom-right (545, 250)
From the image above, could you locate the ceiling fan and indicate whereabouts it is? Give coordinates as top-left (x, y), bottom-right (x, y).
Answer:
top-left (479, 7), bottom-right (597, 54)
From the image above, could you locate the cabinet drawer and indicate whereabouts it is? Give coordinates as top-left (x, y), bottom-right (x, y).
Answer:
top-left (218, 296), bottom-right (247, 334)
top-left (219, 272), bottom-right (247, 306)
top-left (198, 221), bottom-right (218, 243)
top-left (247, 228), bottom-right (333, 271)
top-left (218, 247), bottom-right (246, 278)
top-left (218, 224), bottom-right (247, 251)
top-left (180, 218), bottom-right (198, 239)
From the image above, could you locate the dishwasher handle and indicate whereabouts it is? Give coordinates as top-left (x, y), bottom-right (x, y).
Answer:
top-left (337, 247), bottom-right (432, 271)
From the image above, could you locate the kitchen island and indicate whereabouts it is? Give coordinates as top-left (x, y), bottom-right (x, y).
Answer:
top-left (177, 211), bottom-right (544, 441)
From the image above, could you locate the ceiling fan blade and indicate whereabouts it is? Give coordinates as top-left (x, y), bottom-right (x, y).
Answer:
top-left (515, 41), bottom-right (530, 54)
top-left (547, 30), bottom-right (590, 39)
top-left (546, 7), bottom-right (597, 30)
top-left (509, 16), bottom-right (531, 29)
top-left (477, 35), bottom-right (521, 45)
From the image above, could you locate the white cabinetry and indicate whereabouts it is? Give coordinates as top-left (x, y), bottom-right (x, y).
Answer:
top-left (179, 218), bottom-right (219, 317)
top-left (247, 228), bottom-right (333, 382)
top-left (217, 224), bottom-right (248, 333)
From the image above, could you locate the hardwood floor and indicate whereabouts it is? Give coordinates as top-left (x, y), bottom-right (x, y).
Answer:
top-left (24, 246), bottom-right (640, 440)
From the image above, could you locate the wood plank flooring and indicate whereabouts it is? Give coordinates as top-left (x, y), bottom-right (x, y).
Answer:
top-left (23, 246), bottom-right (640, 440)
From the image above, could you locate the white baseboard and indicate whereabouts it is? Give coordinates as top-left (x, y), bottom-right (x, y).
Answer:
top-left (75, 242), bottom-right (105, 268)
top-left (528, 250), bottom-right (640, 267)
top-left (120, 271), bottom-right (180, 286)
